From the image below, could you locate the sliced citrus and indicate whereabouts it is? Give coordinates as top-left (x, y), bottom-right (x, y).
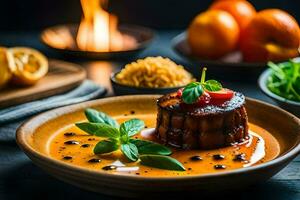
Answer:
top-left (8, 47), bottom-right (48, 85)
top-left (0, 47), bottom-right (13, 89)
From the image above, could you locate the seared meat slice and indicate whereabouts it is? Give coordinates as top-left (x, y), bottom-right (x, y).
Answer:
top-left (156, 92), bottom-right (248, 149)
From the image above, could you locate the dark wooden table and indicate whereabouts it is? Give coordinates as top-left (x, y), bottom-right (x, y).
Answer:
top-left (0, 30), bottom-right (299, 200)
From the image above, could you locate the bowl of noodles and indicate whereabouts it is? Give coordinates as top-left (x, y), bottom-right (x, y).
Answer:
top-left (111, 57), bottom-right (194, 95)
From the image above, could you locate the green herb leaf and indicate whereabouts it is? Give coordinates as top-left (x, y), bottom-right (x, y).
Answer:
top-left (139, 155), bottom-right (185, 171)
top-left (203, 80), bottom-right (222, 91)
top-left (267, 61), bottom-right (285, 80)
top-left (121, 143), bottom-right (139, 162)
top-left (267, 60), bottom-right (300, 102)
top-left (76, 122), bottom-right (119, 138)
top-left (120, 119), bottom-right (145, 138)
top-left (182, 82), bottom-right (203, 104)
top-left (130, 139), bottom-right (172, 155)
top-left (94, 139), bottom-right (119, 154)
top-left (85, 108), bottom-right (119, 128)
top-left (120, 126), bottom-right (129, 144)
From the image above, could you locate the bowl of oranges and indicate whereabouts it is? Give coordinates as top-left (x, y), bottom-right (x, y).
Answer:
top-left (173, 0), bottom-right (300, 80)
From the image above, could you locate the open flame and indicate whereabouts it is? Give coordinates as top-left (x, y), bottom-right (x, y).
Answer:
top-left (76, 0), bottom-right (124, 52)
top-left (41, 0), bottom-right (137, 52)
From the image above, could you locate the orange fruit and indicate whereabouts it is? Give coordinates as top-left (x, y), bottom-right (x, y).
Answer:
top-left (240, 9), bottom-right (300, 62)
top-left (210, 0), bottom-right (256, 32)
top-left (187, 10), bottom-right (239, 59)
top-left (7, 47), bottom-right (48, 85)
top-left (0, 47), bottom-right (13, 89)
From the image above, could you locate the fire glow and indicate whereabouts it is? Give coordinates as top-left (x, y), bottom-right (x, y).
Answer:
top-left (42, 0), bottom-right (137, 52)
top-left (77, 0), bottom-right (118, 51)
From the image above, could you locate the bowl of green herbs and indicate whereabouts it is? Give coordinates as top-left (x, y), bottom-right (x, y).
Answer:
top-left (258, 58), bottom-right (300, 116)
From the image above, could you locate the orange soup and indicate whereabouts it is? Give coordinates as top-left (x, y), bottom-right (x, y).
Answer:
top-left (49, 113), bottom-right (280, 177)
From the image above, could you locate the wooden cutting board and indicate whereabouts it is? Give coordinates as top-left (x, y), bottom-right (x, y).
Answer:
top-left (0, 59), bottom-right (86, 109)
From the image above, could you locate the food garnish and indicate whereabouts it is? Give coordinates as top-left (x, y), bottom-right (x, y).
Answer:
top-left (267, 60), bottom-right (300, 102)
top-left (179, 67), bottom-right (233, 104)
top-left (76, 108), bottom-right (185, 171)
top-left (115, 56), bottom-right (194, 88)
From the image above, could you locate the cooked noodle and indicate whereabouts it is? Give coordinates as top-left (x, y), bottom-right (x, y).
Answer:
top-left (115, 57), bottom-right (194, 88)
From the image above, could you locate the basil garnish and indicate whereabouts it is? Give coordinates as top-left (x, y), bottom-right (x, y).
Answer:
top-left (130, 139), bottom-right (172, 156)
top-left (120, 118), bottom-right (145, 137)
top-left (85, 108), bottom-right (119, 128)
top-left (140, 155), bottom-right (185, 171)
top-left (94, 138), bottom-right (119, 154)
top-left (121, 143), bottom-right (139, 162)
top-left (76, 109), bottom-right (185, 171)
top-left (182, 82), bottom-right (203, 104)
top-left (203, 80), bottom-right (222, 91)
top-left (75, 122), bottom-right (119, 138)
top-left (182, 67), bottom-right (223, 104)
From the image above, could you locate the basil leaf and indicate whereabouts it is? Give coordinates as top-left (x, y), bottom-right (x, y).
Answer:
top-left (182, 82), bottom-right (203, 104)
top-left (94, 139), bottom-right (119, 154)
top-left (120, 119), bottom-right (145, 137)
top-left (203, 80), bottom-right (222, 91)
top-left (139, 155), bottom-right (185, 171)
top-left (120, 126), bottom-right (129, 144)
top-left (85, 108), bottom-right (119, 128)
top-left (76, 122), bottom-right (119, 138)
top-left (121, 143), bottom-right (139, 162)
top-left (130, 139), bottom-right (172, 155)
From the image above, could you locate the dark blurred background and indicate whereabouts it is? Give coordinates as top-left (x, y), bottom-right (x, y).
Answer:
top-left (0, 0), bottom-right (299, 31)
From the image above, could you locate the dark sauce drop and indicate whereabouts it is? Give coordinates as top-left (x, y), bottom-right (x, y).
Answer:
top-left (135, 173), bottom-right (140, 175)
top-left (130, 110), bottom-right (135, 114)
top-left (88, 158), bottom-right (101, 163)
top-left (214, 164), bottom-right (226, 169)
top-left (213, 154), bottom-right (225, 160)
top-left (102, 165), bottom-right (117, 171)
top-left (81, 144), bottom-right (90, 148)
top-left (64, 132), bottom-right (76, 136)
top-left (190, 155), bottom-right (203, 161)
top-left (63, 156), bottom-right (72, 160)
top-left (64, 140), bottom-right (80, 145)
top-left (88, 138), bottom-right (95, 141)
top-left (233, 153), bottom-right (246, 161)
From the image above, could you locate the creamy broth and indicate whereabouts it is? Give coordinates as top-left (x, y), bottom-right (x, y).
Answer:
top-left (49, 113), bottom-right (280, 177)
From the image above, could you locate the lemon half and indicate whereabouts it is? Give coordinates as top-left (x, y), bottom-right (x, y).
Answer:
top-left (0, 47), bottom-right (13, 89)
top-left (8, 47), bottom-right (48, 86)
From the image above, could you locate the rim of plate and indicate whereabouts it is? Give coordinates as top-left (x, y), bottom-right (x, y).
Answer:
top-left (16, 95), bottom-right (300, 181)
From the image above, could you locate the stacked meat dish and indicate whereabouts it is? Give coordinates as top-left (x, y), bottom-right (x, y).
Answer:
top-left (156, 92), bottom-right (248, 149)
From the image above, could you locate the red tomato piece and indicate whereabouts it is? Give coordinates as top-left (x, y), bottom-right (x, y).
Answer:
top-left (207, 88), bottom-right (234, 100)
top-left (177, 88), bottom-right (183, 97)
top-left (197, 92), bottom-right (211, 105)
